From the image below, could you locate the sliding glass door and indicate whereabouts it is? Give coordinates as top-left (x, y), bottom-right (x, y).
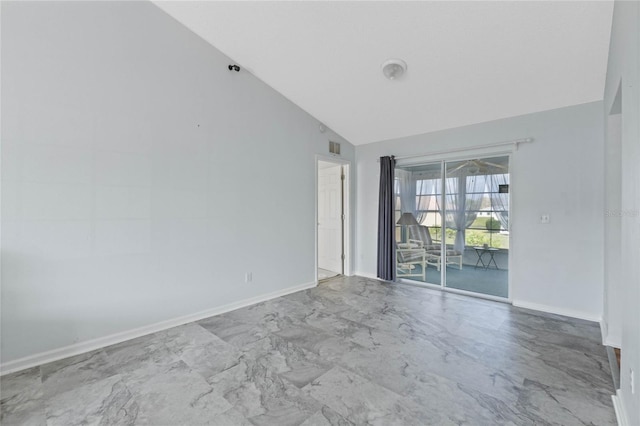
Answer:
top-left (442, 157), bottom-right (509, 297)
top-left (395, 156), bottom-right (510, 299)
top-left (395, 162), bottom-right (442, 285)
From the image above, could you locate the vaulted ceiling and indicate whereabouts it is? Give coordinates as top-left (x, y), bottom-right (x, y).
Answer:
top-left (154, 1), bottom-right (614, 146)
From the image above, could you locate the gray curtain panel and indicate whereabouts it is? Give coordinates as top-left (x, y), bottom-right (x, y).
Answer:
top-left (377, 156), bottom-right (396, 281)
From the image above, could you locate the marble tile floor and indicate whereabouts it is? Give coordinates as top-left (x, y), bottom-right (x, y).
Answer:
top-left (1, 276), bottom-right (617, 425)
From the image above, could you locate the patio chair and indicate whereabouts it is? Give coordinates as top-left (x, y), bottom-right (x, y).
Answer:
top-left (396, 242), bottom-right (426, 280)
top-left (407, 225), bottom-right (463, 271)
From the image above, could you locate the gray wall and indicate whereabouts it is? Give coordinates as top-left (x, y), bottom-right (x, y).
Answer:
top-left (356, 102), bottom-right (605, 320)
top-left (602, 1), bottom-right (640, 423)
top-left (1, 1), bottom-right (354, 364)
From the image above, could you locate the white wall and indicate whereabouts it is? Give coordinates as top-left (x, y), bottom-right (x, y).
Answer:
top-left (356, 102), bottom-right (605, 321)
top-left (602, 1), bottom-right (640, 424)
top-left (603, 111), bottom-right (622, 348)
top-left (1, 1), bottom-right (354, 365)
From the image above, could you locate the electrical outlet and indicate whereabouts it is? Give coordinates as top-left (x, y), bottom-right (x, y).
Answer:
top-left (540, 214), bottom-right (550, 224)
top-left (631, 369), bottom-right (635, 394)
top-left (245, 272), bottom-right (252, 283)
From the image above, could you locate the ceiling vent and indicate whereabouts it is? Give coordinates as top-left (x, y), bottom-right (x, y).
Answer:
top-left (329, 141), bottom-right (341, 155)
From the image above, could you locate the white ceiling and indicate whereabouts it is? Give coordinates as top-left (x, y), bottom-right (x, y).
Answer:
top-left (154, 1), bottom-right (613, 146)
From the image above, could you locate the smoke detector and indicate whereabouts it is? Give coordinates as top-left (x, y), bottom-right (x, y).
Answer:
top-left (381, 59), bottom-right (407, 81)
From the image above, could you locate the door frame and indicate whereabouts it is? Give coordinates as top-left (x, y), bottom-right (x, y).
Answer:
top-left (315, 155), bottom-right (351, 284)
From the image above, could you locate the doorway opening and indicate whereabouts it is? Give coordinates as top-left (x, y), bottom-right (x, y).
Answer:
top-left (317, 159), bottom-right (349, 282)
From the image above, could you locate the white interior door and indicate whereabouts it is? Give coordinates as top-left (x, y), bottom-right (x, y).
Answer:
top-left (318, 163), bottom-right (343, 274)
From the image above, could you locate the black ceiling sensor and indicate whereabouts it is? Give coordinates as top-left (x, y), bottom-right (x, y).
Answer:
top-left (228, 64), bottom-right (240, 72)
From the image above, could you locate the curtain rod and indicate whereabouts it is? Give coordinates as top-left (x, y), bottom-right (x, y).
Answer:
top-left (378, 137), bottom-right (534, 162)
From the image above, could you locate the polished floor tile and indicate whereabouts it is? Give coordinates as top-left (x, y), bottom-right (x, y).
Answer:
top-left (0, 367), bottom-right (45, 426)
top-left (303, 366), bottom-right (429, 425)
top-left (44, 374), bottom-right (136, 426)
top-left (0, 276), bottom-right (616, 425)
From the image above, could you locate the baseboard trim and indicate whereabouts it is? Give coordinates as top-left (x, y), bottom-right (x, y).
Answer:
top-left (353, 271), bottom-right (379, 280)
top-left (601, 319), bottom-right (609, 345)
top-left (605, 336), bottom-right (623, 349)
top-left (600, 318), bottom-right (623, 348)
top-left (0, 281), bottom-right (317, 376)
top-left (511, 300), bottom-right (601, 322)
top-left (612, 390), bottom-right (628, 426)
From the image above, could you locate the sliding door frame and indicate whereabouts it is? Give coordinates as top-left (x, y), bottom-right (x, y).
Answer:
top-left (395, 151), bottom-right (514, 304)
